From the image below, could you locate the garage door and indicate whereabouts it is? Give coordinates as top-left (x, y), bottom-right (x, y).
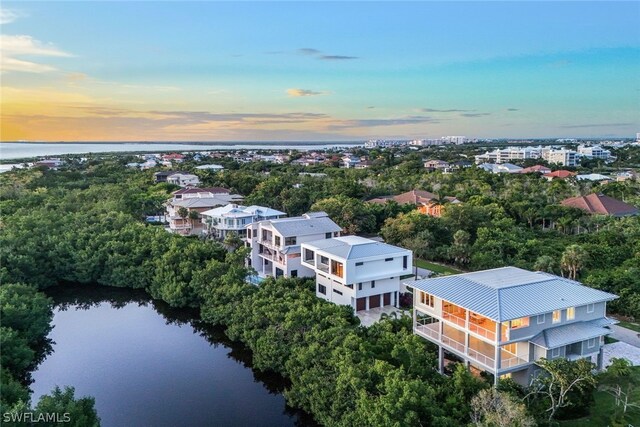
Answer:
top-left (369, 294), bottom-right (381, 309)
top-left (356, 297), bottom-right (367, 311)
top-left (383, 292), bottom-right (391, 306)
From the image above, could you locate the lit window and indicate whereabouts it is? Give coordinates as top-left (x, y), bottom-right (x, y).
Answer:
top-left (537, 314), bottom-right (545, 324)
top-left (567, 307), bottom-right (575, 320)
top-left (510, 317), bottom-right (530, 329)
top-left (420, 292), bottom-right (435, 308)
top-left (552, 310), bottom-right (561, 324)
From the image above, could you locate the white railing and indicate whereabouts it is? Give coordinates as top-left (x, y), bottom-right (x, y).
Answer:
top-left (468, 348), bottom-right (495, 368)
top-left (317, 264), bottom-right (329, 273)
top-left (443, 313), bottom-right (466, 328)
top-left (442, 335), bottom-right (465, 354)
top-left (259, 238), bottom-right (280, 251)
top-left (469, 323), bottom-right (496, 341)
top-left (415, 323), bottom-right (440, 340)
top-left (501, 355), bottom-right (529, 369)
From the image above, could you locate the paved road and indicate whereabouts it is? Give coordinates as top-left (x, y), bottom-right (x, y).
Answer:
top-left (609, 324), bottom-right (640, 348)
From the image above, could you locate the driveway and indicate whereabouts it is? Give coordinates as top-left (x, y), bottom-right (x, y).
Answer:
top-left (609, 324), bottom-right (640, 348)
top-left (603, 342), bottom-right (640, 367)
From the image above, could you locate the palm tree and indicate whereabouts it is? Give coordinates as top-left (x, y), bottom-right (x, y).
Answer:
top-left (188, 210), bottom-right (200, 233)
top-left (177, 207), bottom-right (189, 234)
top-left (560, 244), bottom-right (587, 280)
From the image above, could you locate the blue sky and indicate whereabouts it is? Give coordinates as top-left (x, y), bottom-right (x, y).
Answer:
top-left (1, 1), bottom-right (639, 141)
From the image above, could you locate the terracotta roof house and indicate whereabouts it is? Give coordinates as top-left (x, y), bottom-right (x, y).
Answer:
top-left (519, 165), bottom-right (552, 174)
top-left (544, 170), bottom-right (576, 180)
top-left (367, 190), bottom-right (460, 218)
top-left (561, 193), bottom-right (639, 217)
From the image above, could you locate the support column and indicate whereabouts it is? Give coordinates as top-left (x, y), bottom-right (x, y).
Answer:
top-left (438, 346), bottom-right (444, 374)
top-left (494, 322), bottom-right (502, 385)
top-left (597, 347), bottom-right (604, 371)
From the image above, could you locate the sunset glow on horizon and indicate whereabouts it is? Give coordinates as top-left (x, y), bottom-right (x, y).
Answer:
top-left (1, 1), bottom-right (639, 142)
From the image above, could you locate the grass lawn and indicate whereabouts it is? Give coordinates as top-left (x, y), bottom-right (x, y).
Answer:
top-left (415, 259), bottom-right (462, 275)
top-left (560, 366), bottom-right (640, 427)
top-left (617, 320), bottom-right (640, 334)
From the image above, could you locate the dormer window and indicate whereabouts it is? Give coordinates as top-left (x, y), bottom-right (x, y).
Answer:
top-left (567, 307), bottom-right (575, 320)
top-left (552, 310), bottom-right (561, 324)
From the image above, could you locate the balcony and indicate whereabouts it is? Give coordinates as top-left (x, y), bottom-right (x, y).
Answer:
top-left (415, 317), bottom-right (440, 341)
top-left (317, 263), bottom-right (329, 273)
top-left (468, 348), bottom-right (495, 368)
top-left (442, 335), bottom-right (465, 354)
top-left (442, 312), bottom-right (466, 328)
top-left (500, 354), bottom-right (529, 369)
top-left (260, 239), bottom-right (280, 251)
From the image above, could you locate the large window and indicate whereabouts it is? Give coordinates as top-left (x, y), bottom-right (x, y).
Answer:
top-left (588, 338), bottom-right (596, 348)
top-left (274, 236), bottom-right (281, 246)
top-left (403, 256), bottom-right (408, 269)
top-left (304, 249), bottom-right (314, 262)
top-left (567, 307), bottom-right (575, 320)
top-left (420, 292), bottom-right (435, 308)
top-left (551, 347), bottom-right (561, 358)
top-left (510, 317), bottom-right (530, 329)
top-left (331, 260), bottom-right (344, 278)
top-left (552, 310), bottom-right (561, 324)
top-left (285, 236), bottom-right (297, 246)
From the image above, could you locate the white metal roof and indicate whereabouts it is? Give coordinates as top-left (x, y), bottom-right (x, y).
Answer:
top-left (266, 212), bottom-right (341, 236)
top-left (303, 236), bottom-right (410, 260)
top-left (405, 267), bottom-right (617, 322)
top-left (530, 320), bottom-right (611, 349)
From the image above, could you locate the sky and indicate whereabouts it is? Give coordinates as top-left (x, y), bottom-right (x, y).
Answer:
top-left (1, 1), bottom-right (639, 142)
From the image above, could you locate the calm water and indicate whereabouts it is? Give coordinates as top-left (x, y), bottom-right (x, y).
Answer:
top-left (31, 285), bottom-right (314, 427)
top-left (0, 142), bottom-right (361, 160)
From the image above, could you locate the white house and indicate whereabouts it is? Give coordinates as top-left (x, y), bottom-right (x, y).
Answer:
top-left (406, 267), bottom-right (618, 386)
top-left (245, 212), bottom-right (342, 279)
top-left (166, 173), bottom-right (200, 187)
top-left (201, 204), bottom-right (285, 239)
top-left (301, 236), bottom-right (412, 311)
top-left (195, 164), bottom-right (225, 172)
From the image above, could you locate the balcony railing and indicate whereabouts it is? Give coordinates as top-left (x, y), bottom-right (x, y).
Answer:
top-left (442, 312), bottom-right (466, 328)
top-left (259, 239), bottom-right (280, 251)
top-left (259, 250), bottom-right (285, 264)
top-left (317, 263), bottom-right (329, 273)
top-left (441, 335), bottom-right (465, 354)
top-left (468, 323), bottom-right (496, 341)
top-left (501, 355), bottom-right (529, 369)
top-left (415, 321), bottom-right (440, 341)
top-left (468, 348), bottom-right (495, 368)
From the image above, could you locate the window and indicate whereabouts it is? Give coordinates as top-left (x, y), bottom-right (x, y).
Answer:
top-left (355, 262), bottom-right (363, 266)
top-left (503, 343), bottom-right (517, 355)
top-left (403, 256), bottom-right (408, 269)
top-left (318, 284), bottom-right (326, 295)
top-left (552, 310), bottom-right (561, 324)
top-left (588, 338), bottom-right (596, 348)
top-left (371, 280), bottom-right (375, 288)
top-left (331, 260), bottom-right (344, 278)
top-left (510, 317), bottom-right (530, 329)
top-left (587, 303), bottom-right (595, 313)
top-left (384, 257), bottom-right (393, 262)
top-left (567, 307), bottom-right (575, 320)
top-left (420, 292), bottom-right (435, 308)
top-left (358, 283), bottom-right (362, 291)
top-left (291, 270), bottom-right (297, 278)
top-left (247, 229), bottom-right (252, 239)
top-left (285, 236), bottom-right (297, 246)
top-left (551, 348), bottom-right (561, 358)
top-left (537, 314), bottom-right (545, 325)
top-left (304, 249), bottom-right (314, 262)
top-left (320, 256), bottom-right (329, 265)
top-left (333, 289), bottom-right (343, 296)
top-left (325, 232), bottom-right (332, 239)
top-left (274, 236), bottom-right (281, 246)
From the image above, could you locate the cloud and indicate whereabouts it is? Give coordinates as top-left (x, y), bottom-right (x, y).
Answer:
top-left (319, 55), bottom-right (358, 61)
top-left (297, 48), bottom-right (321, 55)
top-left (0, 8), bottom-right (19, 24)
top-left (0, 35), bottom-right (73, 73)
top-left (294, 48), bottom-right (358, 61)
top-left (506, 108), bottom-right (519, 111)
top-left (460, 112), bottom-right (491, 117)
top-left (286, 88), bottom-right (325, 97)
top-left (559, 123), bottom-right (634, 129)
top-left (366, 106), bottom-right (376, 109)
top-left (330, 115), bottom-right (438, 129)
top-left (422, 108), bottom-right (473, 113)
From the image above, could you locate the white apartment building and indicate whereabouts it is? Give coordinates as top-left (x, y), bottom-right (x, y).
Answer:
top-left (442, 136), bottom-right (468, 145)
top-left (542, 148), bottom-right (578, 167)
top-left (474, 146), bottom-right (542, 164)
top-left (577, 145), bottom-right (611, 160)
top-left (300, 236), bottom-right (412, 311)
top-left (201, 204), bottom-right (286, 239)
top-left (245, 212), bottom-right (342, 279)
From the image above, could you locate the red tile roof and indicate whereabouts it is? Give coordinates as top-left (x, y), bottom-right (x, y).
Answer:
top-left (561, 193), bottom-right (639, 216)
top-left (520, 165), bottom-right (551, 174)
top-left (367, 190), bottom-right (458, 206)
top-left (544, 170), bottom-right (576, 179)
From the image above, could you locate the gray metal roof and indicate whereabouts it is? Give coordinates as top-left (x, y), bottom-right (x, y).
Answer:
top-left (173, 196), bottom-right (239, 209)
top-left (530, 320), bottom-right (611, 349)
top-left (303, 236), bottom-right (409, 260)
top-left (267, 213), bottom-right (341, 237)
top-left (405, 267), bottom-right (617, 322)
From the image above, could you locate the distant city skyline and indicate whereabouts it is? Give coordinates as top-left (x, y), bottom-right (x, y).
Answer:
top-left (1, 1), bottom-right (639, 142)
